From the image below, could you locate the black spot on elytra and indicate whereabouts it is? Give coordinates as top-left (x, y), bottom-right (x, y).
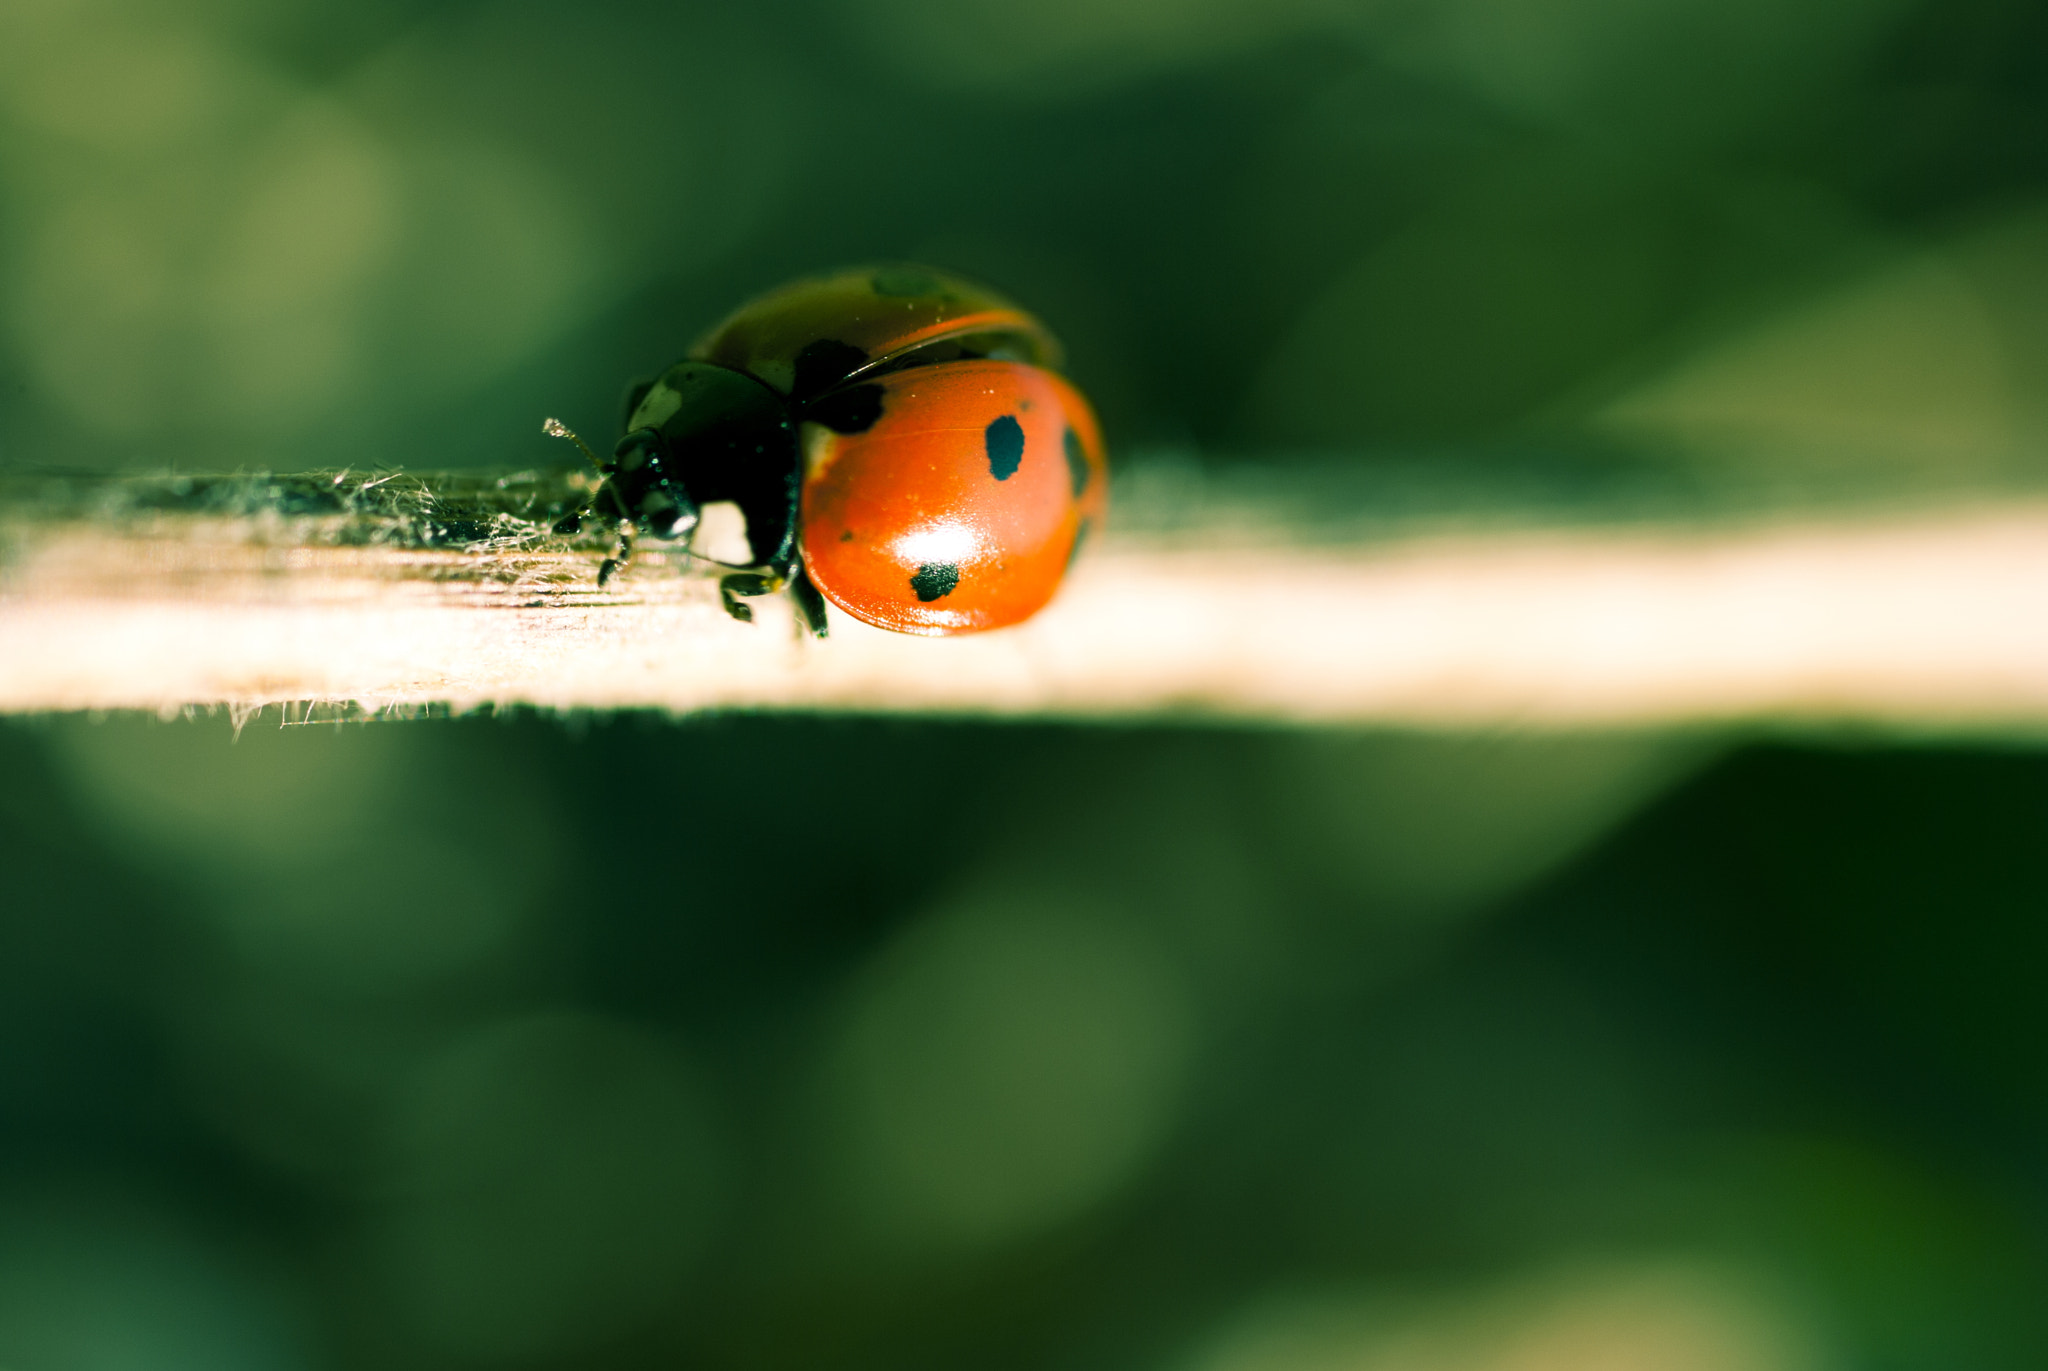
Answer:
top-left (792, 338), bottom-right (869, 400)
top-left (985, 414), bottom-right (1025, 480)
top-left (871, 267), bottom-right (942, 298)
top-left (911, 562), bottom-right (960, 601)
top-left (806, 384), bottom-right (886, 434)
top-left (839, 529), bottom-right (854, 542)
top-left (1063, 427), bottom-right (1090, 498)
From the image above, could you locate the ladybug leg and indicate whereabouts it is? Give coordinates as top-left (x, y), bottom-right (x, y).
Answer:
top-left (788, 565), bottom-right (830, 638)
top-left (597, 520), bottom-right (635, 587)
top-left (543, 419), bottom-right (641, 588)
top-left (718, 572), bottom-right (779, 623)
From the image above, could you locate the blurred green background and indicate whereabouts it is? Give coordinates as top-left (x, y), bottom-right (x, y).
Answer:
top-left (5, 0), bottom-right (2048, 480)
top-left (7, 0), bottom-right (2048, 1367)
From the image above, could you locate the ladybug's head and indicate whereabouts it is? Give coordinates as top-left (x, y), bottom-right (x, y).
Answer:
top-left (606, 426), bottom-right (697, 540)
top-left (615, 361), bottom-right (801, 565)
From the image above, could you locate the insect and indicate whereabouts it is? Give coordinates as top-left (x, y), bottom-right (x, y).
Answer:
top-left (545, 264), bottom-right (1107, 637)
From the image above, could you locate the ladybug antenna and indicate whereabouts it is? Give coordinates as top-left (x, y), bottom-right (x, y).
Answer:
top-left (542, 417), bottom-right (607, 479)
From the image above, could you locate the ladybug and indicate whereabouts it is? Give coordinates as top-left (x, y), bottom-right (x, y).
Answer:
top-left (546, 264), bottom-right (1107, 637)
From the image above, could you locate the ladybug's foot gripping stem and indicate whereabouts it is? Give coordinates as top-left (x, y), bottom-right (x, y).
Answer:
top-left (597, 520), bottom-right (635, 587)
top-left (789, 566), bottom-right (830, 639)
top-left (718, 572), bottom-right (780, 623)
top-left (717, 570), bottom-right (830, 636)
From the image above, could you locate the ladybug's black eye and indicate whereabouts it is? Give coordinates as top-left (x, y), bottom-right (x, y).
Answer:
top-left (612, 427), bottom-right (664, 474)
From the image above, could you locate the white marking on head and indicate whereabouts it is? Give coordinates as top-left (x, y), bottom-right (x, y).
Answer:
top-left (695, 501), bottom-right (752, 564)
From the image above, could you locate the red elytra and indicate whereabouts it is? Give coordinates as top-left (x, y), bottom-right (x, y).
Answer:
top-left (800, 361), bottom-right (1107, 635)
